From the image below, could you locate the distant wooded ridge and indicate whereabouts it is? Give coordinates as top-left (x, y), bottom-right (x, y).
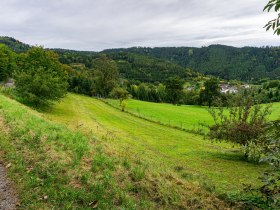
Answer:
top-left (1, 36), bottom-right (279, 81)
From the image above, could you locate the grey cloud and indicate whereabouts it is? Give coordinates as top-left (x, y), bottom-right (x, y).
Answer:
top-left (0, 0), bottom-right (279, 51)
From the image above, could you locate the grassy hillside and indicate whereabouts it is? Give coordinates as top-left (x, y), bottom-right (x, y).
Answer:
top-left (1, 93), bottom-right (276, 208)
top-left (0, 93), bottom-right (237, 209)
top-left (105, 99), bottom-right (280, 132)
top-left (43, 94), bottom-right (269, 195)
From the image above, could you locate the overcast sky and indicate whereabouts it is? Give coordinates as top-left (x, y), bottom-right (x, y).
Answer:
top-left (0, 0), bottom-right (279, 51)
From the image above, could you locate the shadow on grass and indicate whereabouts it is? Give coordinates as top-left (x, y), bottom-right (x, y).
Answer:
top-left (209, 151), bottom-right (246, 161)
top-left (207, 150), bottom-right (268, 167)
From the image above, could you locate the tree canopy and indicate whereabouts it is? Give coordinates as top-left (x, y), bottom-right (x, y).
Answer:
top-left (0, 44), bottom-right (16, 81)
top-left (14, 47), bottom-right (68, 106)
top-left (165, 76), bottom-right (185, 104)
top-left (199, 78), bottom-right (220, 107)
top-left (92, 56), bottom-right (119, 97)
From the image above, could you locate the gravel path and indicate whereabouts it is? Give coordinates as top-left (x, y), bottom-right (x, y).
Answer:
top-left (0, 163), bottom-right (17, 210)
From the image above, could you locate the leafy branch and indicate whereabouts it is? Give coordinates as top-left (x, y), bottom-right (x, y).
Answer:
top-left (264, 0), bottom-right (280, 35)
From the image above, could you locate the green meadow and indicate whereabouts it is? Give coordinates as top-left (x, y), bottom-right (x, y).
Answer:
top-left (105, 98), bottom-right (280, 131)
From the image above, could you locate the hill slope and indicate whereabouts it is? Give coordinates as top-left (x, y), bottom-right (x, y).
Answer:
top-left (0, 93), bottom-right (236, 209)
top-left (1, 93), bottom-right (277, 208)
top-left (103, 45), bottom-right (280, 81)
top-left (0, 36), bottom-right (31, 52)
top-left (2, 36), bottom-right (280, 81)
top-left (44, 94), bottom-right (267, 193)
top-left (0, 37), bottom-right (191, 83)
top-left (107, 52), bottom-right (190, 82)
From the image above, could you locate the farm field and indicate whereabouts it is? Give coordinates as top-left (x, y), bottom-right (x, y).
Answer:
top-left (105, 99), bottom-right (280, 131)
top-left (44, 94), bottom-right (269, 194)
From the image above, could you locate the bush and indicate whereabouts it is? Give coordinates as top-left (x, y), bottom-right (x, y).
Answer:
top-left (245, 121), bottom-right (280, 209)
top-left (208, 90), bottom-right (272, 159)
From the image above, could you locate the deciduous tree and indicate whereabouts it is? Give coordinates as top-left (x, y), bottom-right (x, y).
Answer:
top-left (14, 47), bottom-right (68, 107)
top-left (208, 90), bottom-right (272, 159)
top-left (165, 76), bottom-right (184, 104)
top-left (199, 78), bottom-right (220, 107)
top-left (92, 56), bottom-right (119, 97)
top-left (0, 44), bottom-right (16, 81)
top-left (109, 87), bottom-right (130, 111)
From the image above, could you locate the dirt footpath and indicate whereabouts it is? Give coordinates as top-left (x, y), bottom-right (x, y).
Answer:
top-left (0, 163), bottom-right (17, 210)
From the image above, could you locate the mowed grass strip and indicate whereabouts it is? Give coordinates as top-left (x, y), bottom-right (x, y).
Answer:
top-left (105, 99), bottom-right (280, 132)
top-left (44, 94), bottom-right (269, 195)
top-left (0, 94), bottom-right (233, 209)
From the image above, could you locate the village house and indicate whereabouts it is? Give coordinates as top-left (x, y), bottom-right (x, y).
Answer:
top-left (220, 84), bottom-right (238, 94)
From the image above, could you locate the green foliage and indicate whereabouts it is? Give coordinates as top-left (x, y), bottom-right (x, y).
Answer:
top-left (56, 49), bottom-right (191, 84)
top-left (129, 83), bottom-right (166, 103)
top-left (54, 49), bottom-right (97, 68)
top-left (199, 77), bottom-right (220, 107)
top-left (92, 56), bottom-right (119, 97)
top-left (130, 83), bottom-right (158, 102)
top-left (261, 120), bottom-right (280, 167)
top-left (259, 80), bottom-right (280, 103)
top-left (257, 171), bottom-right (280, 208)
top-left (109, 87), bottom-right (130, 111)
top-left (208, 90), bottom-right (272, 159)
top-left (165, 76), bottom-right (185, 104)
top-left (244, 121), bottom-right (280, 209)
top-left (107, 52), bottom-right (189, 83)
top-left (67, 64), bottom-right (94, 95)
top-left (264, 0), bottom-right (280, 35)
top-left (0, 44), bottom-right (16, 81)
top-left (14, 47), bottom-right (68, 107)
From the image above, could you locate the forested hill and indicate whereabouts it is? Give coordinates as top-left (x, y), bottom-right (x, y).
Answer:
top-left (0, 36), bottom-right (31, 52)
top-left (1, 36), bottom-right (280, 81)
top-left (0, 37), bottom-right (192, 83)
top-left (102, 45), bottom-right (280, 81)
